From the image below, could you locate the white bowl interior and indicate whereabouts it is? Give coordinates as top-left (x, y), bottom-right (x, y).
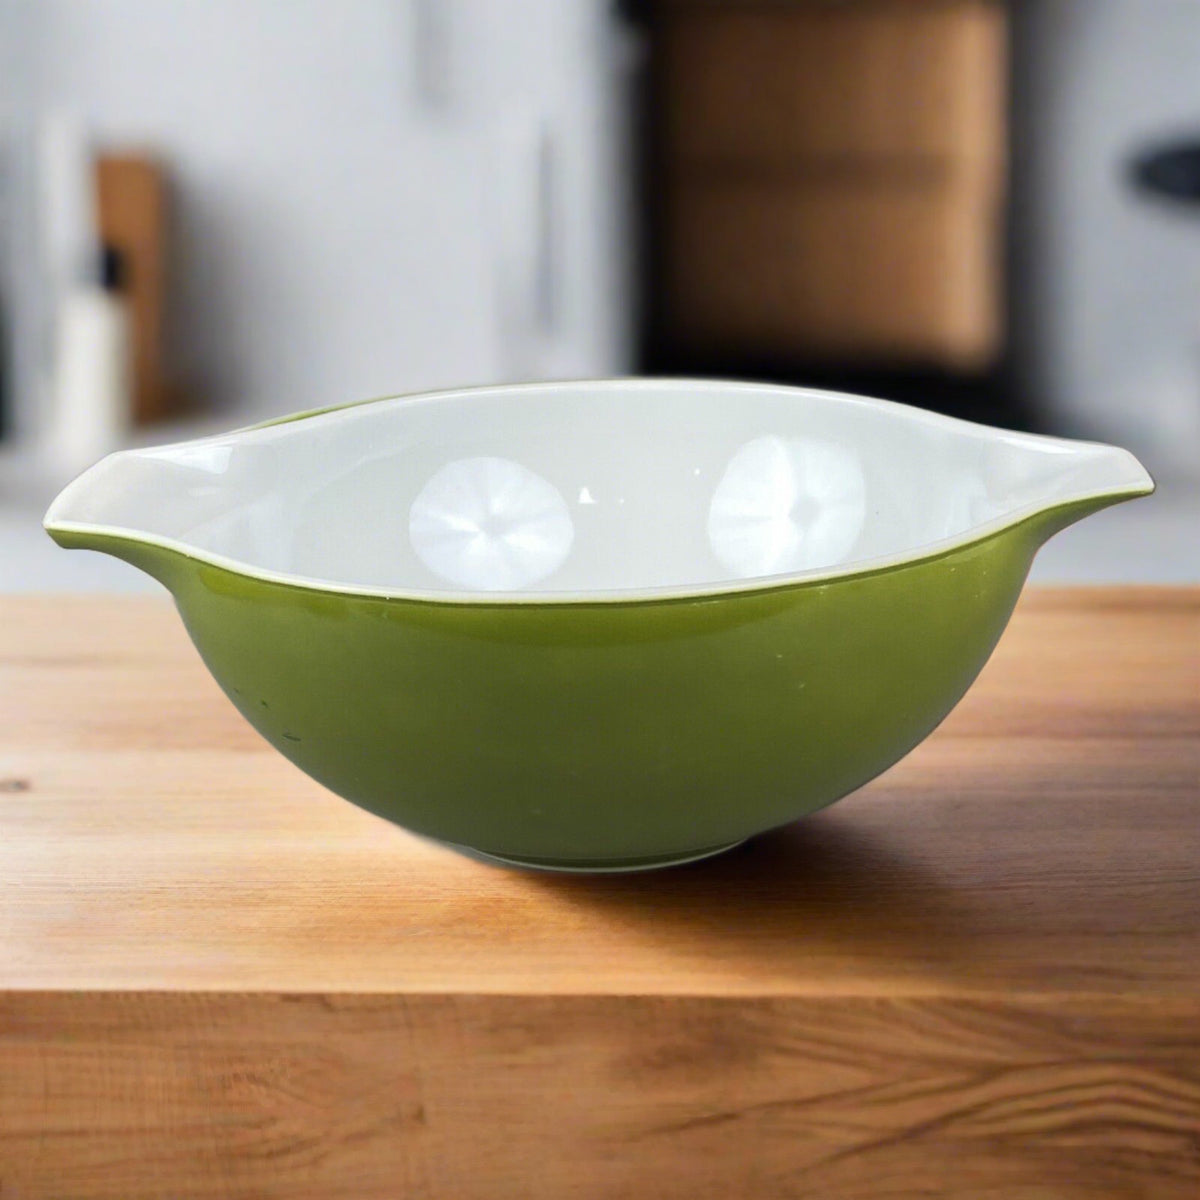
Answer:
top-left (47, 380), bottom-right (1152, 599)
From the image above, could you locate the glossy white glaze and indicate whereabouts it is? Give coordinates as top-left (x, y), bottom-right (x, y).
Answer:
top-left (408, 456), bottom-right (574, 591)
top-left (708, 435), bottom-right (868, 577)
top-left (45, 379), bottom-right (1154, 602)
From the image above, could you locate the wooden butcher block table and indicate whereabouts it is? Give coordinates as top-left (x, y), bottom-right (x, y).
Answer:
top-left (1, 590), bottom-right (1198, 1199)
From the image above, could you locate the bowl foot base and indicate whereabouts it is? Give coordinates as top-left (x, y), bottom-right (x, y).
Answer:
top-left (445, 840), bottom-right (747, 874)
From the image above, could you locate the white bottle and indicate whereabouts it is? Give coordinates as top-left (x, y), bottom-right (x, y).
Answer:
top-left (46, 246), bottom-right (132, 477)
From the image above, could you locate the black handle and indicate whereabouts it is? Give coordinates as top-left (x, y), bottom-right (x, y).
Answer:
top-left (1130, 138), bottom-right (1200, 205)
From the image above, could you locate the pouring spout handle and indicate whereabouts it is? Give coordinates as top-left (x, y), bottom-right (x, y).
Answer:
top-left (44, 523), bottom-right (182, 588)
top-left (1019, 442), bottom-right (1154, 551)
top-left (43, 449), bottom-right (197, 588)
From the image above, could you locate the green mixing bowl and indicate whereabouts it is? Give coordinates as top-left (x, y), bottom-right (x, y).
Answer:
top-left (45, 380), bottom-right (1153, 871)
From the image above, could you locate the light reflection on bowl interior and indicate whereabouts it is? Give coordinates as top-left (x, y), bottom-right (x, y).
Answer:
top-left (409, 456), bottom-right (574, 591)
top-left (407, 437), bottom-right (872, 592)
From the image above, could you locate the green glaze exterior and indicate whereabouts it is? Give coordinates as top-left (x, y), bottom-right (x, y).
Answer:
top-left (48, 494), bottom-right (1122, 871)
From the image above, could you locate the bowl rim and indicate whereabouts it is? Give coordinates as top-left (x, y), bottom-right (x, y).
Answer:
top-left (44, 377), bottom-right (1156, 607)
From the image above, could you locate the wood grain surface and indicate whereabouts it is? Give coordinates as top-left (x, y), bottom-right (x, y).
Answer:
top-left (1, 589), bottom-right (1197, 1198)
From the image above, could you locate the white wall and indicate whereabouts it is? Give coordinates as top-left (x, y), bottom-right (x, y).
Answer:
top-left (1014, 0), bottom-right (1200, 478)
top-left (11, 0), bottom-right (632, 432)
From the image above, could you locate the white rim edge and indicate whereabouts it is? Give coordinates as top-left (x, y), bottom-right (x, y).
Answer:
top-left (42, 379), bottom-right (1157, 607)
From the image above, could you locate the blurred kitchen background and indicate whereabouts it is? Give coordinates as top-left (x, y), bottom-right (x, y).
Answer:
top-left (0, 0), bottom-right (1196, 591)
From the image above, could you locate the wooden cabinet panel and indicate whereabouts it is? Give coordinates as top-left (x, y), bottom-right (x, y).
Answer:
top-left (95, 154), bottom-right (170, 423)
top-left (655, 1), bottom-right (1008, 367)
top-left (664, 2), bottom-right (1005, 174)
top-left (665, 173), bottom-right (1001, 367)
